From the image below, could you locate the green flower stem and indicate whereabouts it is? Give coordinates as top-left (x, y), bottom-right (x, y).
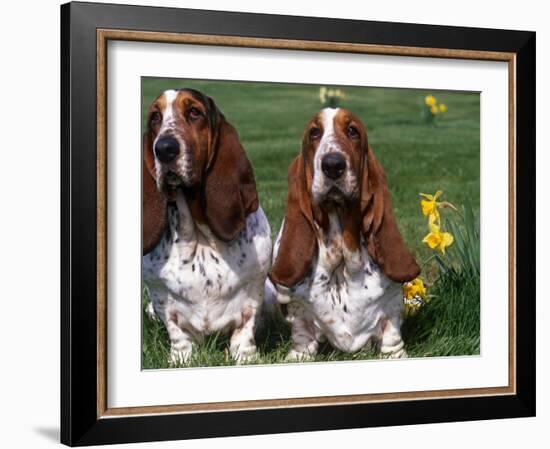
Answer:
top-left (422, 253), bottom-right (437, 266)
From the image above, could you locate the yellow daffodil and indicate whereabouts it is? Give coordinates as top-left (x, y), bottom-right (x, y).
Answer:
top-left (422, 220), bottom-right (454, 254)
top-left (419, 190), bottom-right (443, 224)
top-left (319, 86), bottom-right (327, 103)
top-left (403, 278), bottom-right (427, 300)
top-left (402, 278), bottom-right (428, 317)
top-left (430, 105), bottom-right (439, 115)
top-left (439, 103), bottom-right (447, 113)
top-left (334, 89), bottom-right (345, 98)
top-left (419, 191), bottom-right (458, 225)
top-left (425, 95), bottom-right (437, 106)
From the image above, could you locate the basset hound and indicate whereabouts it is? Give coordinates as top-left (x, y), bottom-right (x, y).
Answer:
top-left (143, 89), bottom-right (272, 364)
top-left (268, 108), bottom-right (420, 360)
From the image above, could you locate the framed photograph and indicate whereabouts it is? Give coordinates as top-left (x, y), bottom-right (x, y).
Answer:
top-left (61, 1), bottom-right (535, 446)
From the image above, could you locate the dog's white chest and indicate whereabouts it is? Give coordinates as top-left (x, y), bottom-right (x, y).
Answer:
top-left (143, 203), bottom-right (272, 334)
top-left (273, 217), bottom-right (403, 353)
top-left (306, 262), bottom-right (401, 352)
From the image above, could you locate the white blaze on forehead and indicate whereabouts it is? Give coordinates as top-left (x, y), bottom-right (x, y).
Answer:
top-left (319, 107), bottom-right (339, 143)
top-left (161, 89), bottom-right (179, 129)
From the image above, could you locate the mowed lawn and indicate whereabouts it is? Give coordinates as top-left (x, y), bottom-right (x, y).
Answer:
top-left (141, 78), bottom-right (480, 368)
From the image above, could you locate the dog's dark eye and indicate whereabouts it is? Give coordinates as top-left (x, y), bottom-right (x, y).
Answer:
top-left (188, 107), bottom-right (202, 121)
top-left (150, 111), bottom-right (162, 124)
top-left (309, 127), bottom-right (321, 140)
top-left (347, 125), bottom-right (360, 139)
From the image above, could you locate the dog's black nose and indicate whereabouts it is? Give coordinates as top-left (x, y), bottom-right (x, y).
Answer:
top-left (154, 136), bottom-right (180, 164)
top-left (321, 152), bottom-right (346, 179)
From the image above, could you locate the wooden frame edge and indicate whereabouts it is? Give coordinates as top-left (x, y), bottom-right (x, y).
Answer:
top-left (508, 55), bottom-right (517, 394)
top-left (95, 28), bottom-right (517, 419)
top-left (98, 29), bottom-right (515, 61)
top-left (100, 386), bottom-right (514, 418)
top-left (97, 28), bottom-right (108, 418)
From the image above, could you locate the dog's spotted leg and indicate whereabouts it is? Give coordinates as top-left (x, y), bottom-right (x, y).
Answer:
top-left (285, 304), bottom-right (319, 362)
top-left (166, 316), bottom-right (194, 366)
top-left (230, 306), bottom-right (258, 364)
top-left (379, 316), bottom-right (407, 359)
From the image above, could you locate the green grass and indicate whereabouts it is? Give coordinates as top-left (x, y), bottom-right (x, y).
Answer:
top-left (141, 78), bottom-right (480, 369)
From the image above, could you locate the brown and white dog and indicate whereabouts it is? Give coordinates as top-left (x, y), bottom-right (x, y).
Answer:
top-left (143, 89), bottom-right (272, 364)
top-left (267, 108), bottom-right (420, 360)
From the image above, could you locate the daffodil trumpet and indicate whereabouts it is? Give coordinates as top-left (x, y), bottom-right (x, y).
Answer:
top-left (422, 220), bottom-right (454, 254)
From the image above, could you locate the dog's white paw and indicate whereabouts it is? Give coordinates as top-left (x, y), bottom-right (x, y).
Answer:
top-left (380, 347), bottom-right (408, 359)
top-left (169, 346), bottom-right (192, 366)
top-left (285, 349), bottom-right (315, 363)
top-left (145, 302), bottom-right (159, 321)
top-left (232, 345), bottom-right (258, 365)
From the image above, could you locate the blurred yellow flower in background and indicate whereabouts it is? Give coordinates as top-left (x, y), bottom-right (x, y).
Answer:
top-left (319, 86), bottom-right (346, 107)
top-left (425, 95), bottom-right (437, 106)
top-left (422, 221), bottom-right (454, 254)
top-left (423, 95), bottom-right (448, 120)
top-left (319, 86), bottom-right (327, 103)
top-left (334, 89), bottom-right (345, 98)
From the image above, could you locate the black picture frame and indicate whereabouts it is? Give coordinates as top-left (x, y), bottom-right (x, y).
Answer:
top-left (61, 1), bottom-right (535, 446)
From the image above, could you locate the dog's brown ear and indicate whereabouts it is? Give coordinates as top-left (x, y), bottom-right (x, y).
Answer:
top-left (143, 132), bottom-right (167, 255)
top-left (361, 145), bottom-right (420, 282)
top-left (270, 156), bottom-right (317, 287)
top-left (203, 119), bottom-right (259, 242)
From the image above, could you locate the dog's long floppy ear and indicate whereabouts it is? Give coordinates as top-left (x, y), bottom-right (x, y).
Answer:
top-left (361, 145), bottom-right (420, 282)
top-left (203, 118), bottom-right (259, 242)
top-left (143, 132), bottom-right (167, 255)
top-left (270, 156), bottom-right (317, 287)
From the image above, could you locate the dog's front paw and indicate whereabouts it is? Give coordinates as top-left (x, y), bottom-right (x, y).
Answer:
top-left (145, 302), bottom-right (159, 321)
top-left (379, 347), bottom-right (408, 359)
top-left (285, 349), bottom-right (315, 363)
top-left (389, 347), bottom-right (408, 359)
top-left (231, 345), bottom-right (258, 365)
top-left (169, 345), bottom-right (192, 366)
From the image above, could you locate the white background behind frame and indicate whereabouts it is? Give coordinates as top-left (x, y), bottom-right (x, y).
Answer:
top-left (107, 40), bottom-right (509, 409)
